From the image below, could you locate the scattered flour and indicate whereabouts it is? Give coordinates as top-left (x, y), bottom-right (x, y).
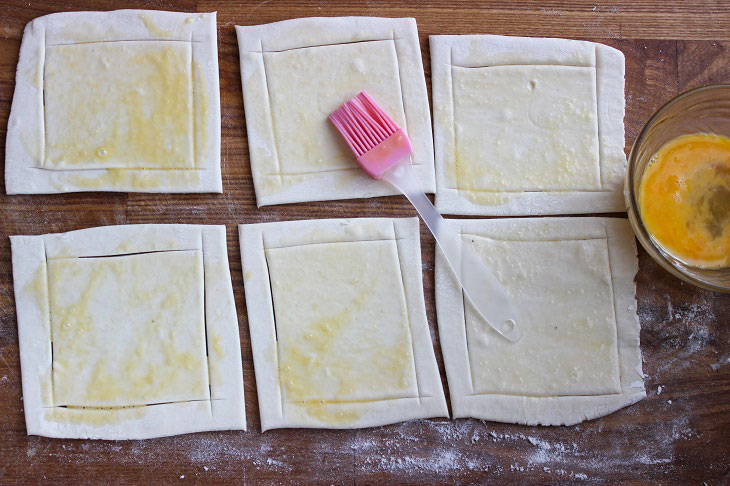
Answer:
top-left (361, 448), bottom-right (486, 475)
top-left (12, 404), bottom-right (703, 481)
top-left (539, 8), bottom-right (563, 15)
top-left (710, 355), bottom-right (730, 371)
top-left (351, 420), bottom-right (498, 476)
top-left (7, 275), bottom-right (718, 481)
top-left (666, 299), bottom-right (716, 324)
top-left (641, 293), bottom-right (717, 374)
top-left (638, 293), bottom-right (715, 331)
top-left (265, 458), bottom-right (287, 468)
top-left (479, 410), bottom-right (699, 479)
top-left (350, 419), bottom-right (697, 480)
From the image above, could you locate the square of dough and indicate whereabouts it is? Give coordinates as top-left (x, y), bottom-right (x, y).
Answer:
top-left (11, 225), bottom-right (245, 439)
top-left (435, 217), bottom-right (645, 425)
top-left (44, 41), bottom-right (194, 170)
top-left (268, 241), bottom-right (418, 402)
top-left (5, 10), bottom-right (222, 193)
top-left (49, 251), bottom-right (207, 407)
top-left (240, 218), bottom-right (447, 430)
top-left (236, 17), bottom-right (435, 206)
top-left (453, 65), bottom-right (599, 191)
top-left (430, 35), bottom-right (627, 215)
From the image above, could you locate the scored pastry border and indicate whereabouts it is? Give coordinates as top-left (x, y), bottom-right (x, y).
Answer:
top-left (445, 55), bottom-right (608, 194)
top-left (262, 235), bottom-right (422, 407)
top-left (11, 224), bottom-right (245, 439)
top-left (430, 34), bottom-right (627, 216)
top-left (5, 10), bottom-right (222, 194)
top-left (435, 217), bottom-right (645, 426)
top-left (40, 38), bottom-right (201, 171)
top-left (44, 248), bottom-right (213, 408)
top-left (255, 36), bottom-right (415, 182)
top-left (456, 232), bottom-right (620, 397)
top-left (236, 17), bottom-right (436, 207)
top-left (240, 217), bottom-right (448, 430)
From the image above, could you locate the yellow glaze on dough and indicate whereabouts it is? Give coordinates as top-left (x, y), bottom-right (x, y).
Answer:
top-left (25, 263), bottom-right (55, 406)
top-left (451, 65), bottom-right (600, 199)
top-left (48, 251), bottom-right (209, 407)
top-left (25, 262), bottom-right (49, 323)
top-left (262, 40), bottom-right (405, 177)
top-left (193, 57), bottom-right (210, 166)
top-left (45, 405), bottom-right (145, 426)
top-left (40, 379), bottom-right (53, 407)
top-left (139, 13), bottom-right (173, 38)
top-left (44, 41), bottom-right (194, 170)
top-left (453, 147), bottom-right (512, 206)
top-left (212, 333), bottom-right (225, 357)
top-left (278, 284), bottom-right (412, 423)
top-left (266, 240), bottom-right (417, 425)
top-left (639, 133), bottom-right (730, 268)
top-left (463, 236), bottom-right (621, 396)
top-left (59, 22), bottom-right (124, 44)
top-left (63, 167), bottom-right (201, 191)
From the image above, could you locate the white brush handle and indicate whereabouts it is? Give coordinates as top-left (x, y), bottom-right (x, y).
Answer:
top-left (381, 158), bottom-right (522, 342)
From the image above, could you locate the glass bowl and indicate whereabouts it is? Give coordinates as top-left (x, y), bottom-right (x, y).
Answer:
top-left (626, 84), bottom-right (730, 293)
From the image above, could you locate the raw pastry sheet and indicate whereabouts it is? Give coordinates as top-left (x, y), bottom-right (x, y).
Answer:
top-left (11, 224), bottom-right (245, 439)
top-left (5, 10), bottom-right (222, 194)
top-left (430, 34), bottom-right (627, 215)
top-left (240, 218), bottom-right (447, 430)
top-left (236, 17), bottom-right (435, 206)
top-left (435, 217), bottom-right (645, 425)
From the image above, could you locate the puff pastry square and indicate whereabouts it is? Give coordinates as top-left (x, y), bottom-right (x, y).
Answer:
top-left (11, 225), bottom-right (245, 439)
top-left (430, 35), bottom-right (627, 215)
top-left (236, 17), bottom-right (435, 206)
top-left (435, 217), bottom-right (645, 425)
top-left (240, 218), bottom-right (447, 430)
top-left (5, 10), bottom-right (222, 194)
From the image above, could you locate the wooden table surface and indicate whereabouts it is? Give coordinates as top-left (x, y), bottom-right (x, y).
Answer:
top-left (1, 1), bottom-right (729, 484)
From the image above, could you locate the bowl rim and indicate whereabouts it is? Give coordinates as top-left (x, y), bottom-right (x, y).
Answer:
top-left (626, 83), bottom-right (730, 293)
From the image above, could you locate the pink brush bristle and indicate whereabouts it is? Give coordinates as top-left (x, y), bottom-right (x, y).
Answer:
top-left (330, 91), bottom-right (400, 156)
top-left (330, 91), bottom-right (413, 179)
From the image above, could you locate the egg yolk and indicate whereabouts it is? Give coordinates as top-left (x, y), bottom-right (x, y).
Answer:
top-left (639, 133), bottom-right (730, 268)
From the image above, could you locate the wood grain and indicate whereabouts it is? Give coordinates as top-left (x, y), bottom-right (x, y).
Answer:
top-left (0, 1), bottom-right (729, 484)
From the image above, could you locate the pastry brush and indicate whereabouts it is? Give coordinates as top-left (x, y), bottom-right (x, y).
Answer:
top-left (329, 91), bottom-right (522, 342)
